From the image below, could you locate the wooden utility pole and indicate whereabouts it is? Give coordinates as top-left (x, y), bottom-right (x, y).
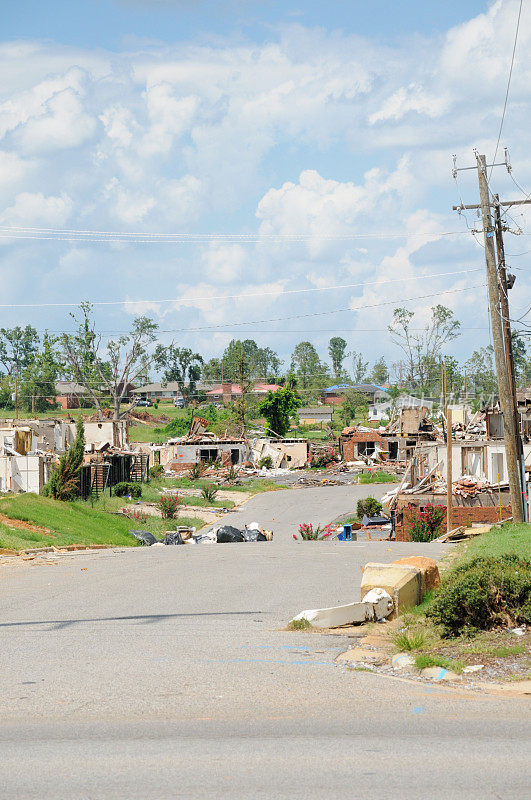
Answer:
top-left (446, 407), bottom-right (452, 533)
top-left (493, 194), bottom-right (527, 521)
top-left (476, 154), bottom-right (523, 522)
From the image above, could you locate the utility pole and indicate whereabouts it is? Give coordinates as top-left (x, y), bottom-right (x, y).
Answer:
top-left (446, 407), bottom-right (453, 533)
top-left (476, 154), bottom-right (523, 522)
top-left (493, 194), bottom-right (527, 520)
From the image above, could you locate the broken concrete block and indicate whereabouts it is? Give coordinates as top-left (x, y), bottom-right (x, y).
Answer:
top-left (392, 556), bottom-right (440, 594)
top-left (291, 591), bottom-right (393, 629)
top-left (360, 562), bottom-right (422, 617)
top-left (392, 653), bottom-right (416, 671)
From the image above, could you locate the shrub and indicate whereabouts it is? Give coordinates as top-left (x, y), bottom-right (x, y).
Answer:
top-left (311, 446), bottom-right (338, 468)
top-left (149, 464), bottom-right (164, 479)
top-left (201, 484), bottom-right (218, 503)
top-left (295, 522), bottom-right (335, 540)
top-left (258, 456), bottom-right (273, 470)
top-left (113, 482), bottom-right (142, 499)
top-left (226, 465), bottom-right (238, 481)
top-left (427, 555), bottom-right (531, 637)
top-left (159, 494), bottom-right (179, 519)
top-left (189, 462), bottom-right (207, 480)
top-left (288, 617), bottom-right (311, 630)
top-left (405, 504), bottom-right (445, 542)
top-left (356, 497), bottom-right (382, 519)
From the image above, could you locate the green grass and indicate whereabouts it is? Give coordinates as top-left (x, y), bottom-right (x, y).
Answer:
top-left (137, 480), bottom-right (236, 508)
top-left (393, 631), bottom-right (426, 652)
top-left (357, 471), bottom-right (396, 484)
top-left (414, 654), bottom-right (465, 673)
top-left (288, 617), bottom-right (311, 630)
top-left (459, 522), bottom-right (531, 562)
top-left (0, 493), bottom-right (205, 551)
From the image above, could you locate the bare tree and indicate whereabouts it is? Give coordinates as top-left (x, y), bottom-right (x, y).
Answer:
top-left (388, 305), bottom-right (460, 391)
top-left (62, 304), bottom-right (159, 432)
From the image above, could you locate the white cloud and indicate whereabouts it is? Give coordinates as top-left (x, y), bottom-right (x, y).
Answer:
top-left (0, 2), bottom-right (529, 365)
top-left (0, 191), bottom-right (72, 226)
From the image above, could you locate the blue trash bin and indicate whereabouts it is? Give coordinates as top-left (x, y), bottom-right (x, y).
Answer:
top-left (343, 524), bottom-right (357, 541)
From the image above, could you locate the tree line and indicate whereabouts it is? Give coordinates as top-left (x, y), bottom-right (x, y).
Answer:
top-left (0, 302), bottom-right (530, 419)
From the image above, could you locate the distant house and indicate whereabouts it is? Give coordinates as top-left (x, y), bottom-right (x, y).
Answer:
top-left (297, 407), bottom-right (333, 426)
top-left (131, 382), bottom-right (213, 402)
top-left (206, 382), bottom-right (281, 406)
top-left (55, 381), bottom-right (90, 410)
top-left (368, 394), bottom-right (434, 422)
top-left (322, 383), bottom-right (389, 406)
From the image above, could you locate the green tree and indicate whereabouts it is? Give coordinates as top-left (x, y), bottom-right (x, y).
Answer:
top-left (43, 418), bottom-right (85, 501)
top-left (220, 339), bottom-right (282, 382)
top-left (351, 351), bottom-right (369, 384)
top-left (202, 358), bottom-right (222, 382)
top-left (291, 341), bottom-right (324, 390)
top-left (369, 357), bottom-right (388, 385)
top-left (328, 337), bottom-right (347, 381)
top-left (0, 325), bottom-right (39, 377)
top-left (156, 345), bottom-right (203, 406)
top-left (512, 331), bottom-right (528, 387)
top-left (339, 389), bottom-right (368, 426)
top-left (21, 333), bottom-right (62, 413)
top-left (464, 346), bottom-right (497, 401)
top-left (257, 384), bottom-right (300, 437)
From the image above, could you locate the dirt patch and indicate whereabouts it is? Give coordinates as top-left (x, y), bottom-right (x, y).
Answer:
top-left (0, 512), bottom-right (53, 536)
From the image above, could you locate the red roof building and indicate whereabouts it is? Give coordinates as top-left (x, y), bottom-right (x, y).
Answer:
top-left (206, 382), bottom-right (281, 405)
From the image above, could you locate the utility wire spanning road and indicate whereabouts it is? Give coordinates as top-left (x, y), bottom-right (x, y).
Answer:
top-left (0, 485), bottom-right (528, 799)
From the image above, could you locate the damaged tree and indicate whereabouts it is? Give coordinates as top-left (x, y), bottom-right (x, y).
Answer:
top-left (62, 303), bottom-right (159, 441)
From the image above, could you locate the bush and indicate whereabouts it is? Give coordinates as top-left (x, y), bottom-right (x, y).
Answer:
top-left (159, 494), bottom-right (179, 518)
top-left (188, 462), bottom-right (207, 480)
top-left (114, 482), bottom-right (142, 498)
top-left (201, 484), bottom-right (218, 503)
top-left (311, 445), bottom-right (338, 468)
top-left (149, 464), bottom-right (164, 479)
top-left (356, 497), bottom-right (382, 519)
top-left (295, 522), bottom-right (334, 540)
top-left (258, 456), bottom-right (273, 470)
top-left (427, 555), bottom-right (531, 637)
top-left (406, 504), bottom-right (445, 542)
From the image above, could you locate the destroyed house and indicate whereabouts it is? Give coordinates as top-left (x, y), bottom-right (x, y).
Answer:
top-left (0, 425), bottom-right (49, 494)
top-left (251, 438), bottom-right (309, 469)
top-left (339, 428), bottom-right (388, 461)
top-left (158, 436), bottom-right (250, 471)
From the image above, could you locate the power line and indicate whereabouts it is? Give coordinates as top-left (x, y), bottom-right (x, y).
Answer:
top-left (0, 225), bottom-right (471, 242)
top-left (490, 0), bottom-right (523, 177)
top-left (0, 267), bottom-right (483, 309)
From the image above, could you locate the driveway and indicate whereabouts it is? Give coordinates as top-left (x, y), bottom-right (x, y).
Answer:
top-left (0, 485), bottom-right (528, 799)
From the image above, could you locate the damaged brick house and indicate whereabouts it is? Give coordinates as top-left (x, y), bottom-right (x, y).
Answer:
top-left (339, 427), bottom-right (388, 461)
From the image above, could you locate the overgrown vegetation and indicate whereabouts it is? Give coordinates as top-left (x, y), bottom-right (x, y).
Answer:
top-left (113, 482), bottom-right (142, 498)
top-left (427, 554), bottom-right (531, 637)
top-left (288, 617), bottom-right (311, 630)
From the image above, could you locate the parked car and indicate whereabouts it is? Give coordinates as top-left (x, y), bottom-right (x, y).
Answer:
top-left (173, 397), bottom-right (184, 408)
top-left (135, 398), bottom-right (153, 407)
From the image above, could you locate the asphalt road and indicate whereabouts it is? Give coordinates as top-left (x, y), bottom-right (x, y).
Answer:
top-left (0, 485), bottom-right (528, 799)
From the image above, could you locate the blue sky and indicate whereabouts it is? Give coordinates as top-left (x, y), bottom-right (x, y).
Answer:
top-left (0, 0), bottom-right (529, 378)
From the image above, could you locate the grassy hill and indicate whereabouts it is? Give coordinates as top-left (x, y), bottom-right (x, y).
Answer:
top-left (0, 494), bottom-right (204, 551)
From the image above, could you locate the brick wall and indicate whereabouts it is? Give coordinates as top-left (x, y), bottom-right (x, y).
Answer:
top-left (396, 504), bottom-right (511, 541)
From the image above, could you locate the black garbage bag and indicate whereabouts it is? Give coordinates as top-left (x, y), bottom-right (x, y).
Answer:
top-left (216, 525), bottom-right (245, 543)
top-left (162, 531), bottom-right (184, 545)
top-left (129, 529), bottom-right (158, 546)
top-left (243, 529), bottom-right (267, 542)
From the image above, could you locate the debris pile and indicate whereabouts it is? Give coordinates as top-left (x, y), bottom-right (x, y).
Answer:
top-left (129, 521), bottom-right (273, 546)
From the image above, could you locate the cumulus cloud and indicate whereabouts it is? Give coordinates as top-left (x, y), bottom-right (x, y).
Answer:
top-left (0, 1), bottom-right (529, 364)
